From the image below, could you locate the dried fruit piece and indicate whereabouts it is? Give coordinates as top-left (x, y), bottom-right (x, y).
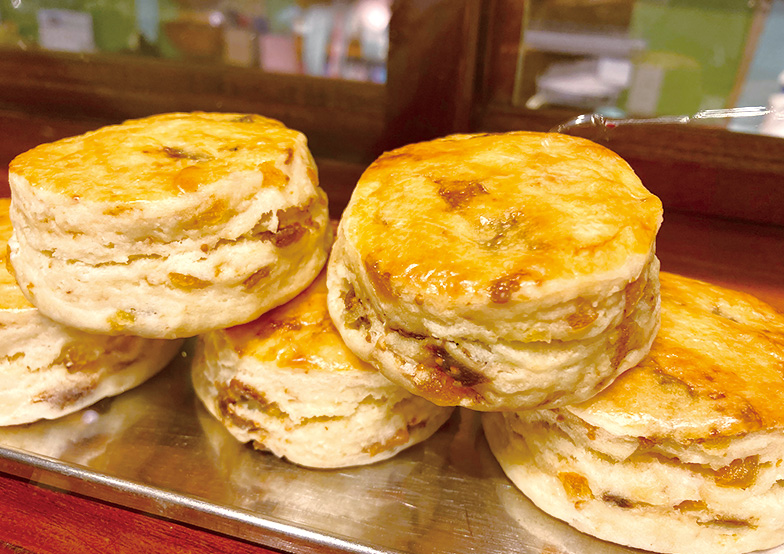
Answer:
top-left (169, 272), bottom-right (211, 290)
top-left (108, 310), bottom-right (136, 332)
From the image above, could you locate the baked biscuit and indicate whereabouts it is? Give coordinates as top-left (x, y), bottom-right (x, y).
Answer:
top-left (192, 266), bottom-right (454, 469)
top-left (0, 198), bottom-right (183, 426)
top-left (327, 131), bottom-right (662, 411)
top-left (8, 112), bottom-right (331, 338)
top-left (483, 272), bottom-right (784, 554)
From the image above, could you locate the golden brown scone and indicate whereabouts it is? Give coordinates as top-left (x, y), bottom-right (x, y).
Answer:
top-left (8, 112), bottom-right (331, 339)
top-left (192, 265), bottom-right (454, 469)
top-left (0, 198), bottom-right (183, 425)
top-left (327, 131), bottom-right (662, 411)
top-left (483, 272), bottom-right (784, 554)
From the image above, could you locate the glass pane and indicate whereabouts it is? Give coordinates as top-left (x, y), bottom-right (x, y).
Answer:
top-left (0, 0), bottom-right (391, 83)
top-left (514, 0), bottom-right (784, 135)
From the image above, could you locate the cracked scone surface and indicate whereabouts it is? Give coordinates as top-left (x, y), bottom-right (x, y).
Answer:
top-left (191, 267), bottom-right (454, 469)
top-left (8, 112), bottom-right (331, 339)
top-left (0, 198), bottom-right (183, 425)
top-left (483, 272), bottom-right (784, 554)
top-left (327, 131), bottom-right (663, 411)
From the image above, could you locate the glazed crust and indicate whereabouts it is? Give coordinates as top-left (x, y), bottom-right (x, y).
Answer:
top-left (9, 112), bottom-right (307, 202)
top-left (224, 264), bottom-right (372, 372)
top-left (343, 132), bottom-right (662, 315)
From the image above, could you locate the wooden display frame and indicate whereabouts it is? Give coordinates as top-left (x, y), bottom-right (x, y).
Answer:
top-left (0, 0), bottom-right (782, 223)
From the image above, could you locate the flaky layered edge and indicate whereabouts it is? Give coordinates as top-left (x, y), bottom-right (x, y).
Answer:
top-left (0, 309), bottom-right (183, 426)
top-left (482, 410), bottom-right (784, 554)
top-left (8, 188), bottom-right (331, 338)
top-left (190, 330), bottom-right (454, 469)
top-left (327, 246), bottom-right (661, 411)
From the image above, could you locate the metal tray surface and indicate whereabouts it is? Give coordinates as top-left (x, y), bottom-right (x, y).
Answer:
top-left (0, 343), bottom-right (781, 554)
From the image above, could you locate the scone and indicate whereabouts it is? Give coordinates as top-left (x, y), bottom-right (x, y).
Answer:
top-left (327, 131), bottom-right (663, 411)
top-left (191, 266), bottom-right (454, 469)
top-left (483, 272), bottom-right (784, 554)
top-left (8, 112), bottom-right (331, 339)
top-left (0, 198), bottom-right (183, 426)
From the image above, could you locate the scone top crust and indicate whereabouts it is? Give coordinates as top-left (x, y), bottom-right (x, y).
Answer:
top-left (9, 112), bottom-right (311, 202)
top-left (0, 198), bottom-right (34, 311)
top-left (570, 272), bottom-right (784, 443)
top-left (343, 131), bottom-right (662, 308)
top-left (223, 268), bottom-right (370, 374)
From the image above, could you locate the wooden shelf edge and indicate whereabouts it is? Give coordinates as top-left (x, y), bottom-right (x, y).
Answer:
top-left (0, 49), bottom-right (388, 165)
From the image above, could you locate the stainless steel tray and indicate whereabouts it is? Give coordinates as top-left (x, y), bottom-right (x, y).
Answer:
top-left (1, 343), bottom-right (782, 554)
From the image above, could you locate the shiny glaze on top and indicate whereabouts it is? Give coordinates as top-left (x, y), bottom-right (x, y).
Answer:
top-left (345, 132), bottom-right (662, 305)
top-left (574, 272), bottom-right (784, 441)
top-left (10, 112), bottom-right (305, 202)
top-left (0, 198), bottom-right (34, 311)
top-left (222, 268), bottom-right (369, 373)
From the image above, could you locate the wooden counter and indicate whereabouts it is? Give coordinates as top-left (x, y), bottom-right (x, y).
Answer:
top-left (0, 474), bottom-right (277, 554)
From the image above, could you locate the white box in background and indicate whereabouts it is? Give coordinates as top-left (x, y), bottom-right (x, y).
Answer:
top-left (37, 9), bottom-right (95, 53)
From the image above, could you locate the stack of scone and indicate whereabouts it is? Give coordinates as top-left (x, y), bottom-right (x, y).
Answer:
top-left (8, 112), bottom-right (332, 339)
top-left (326, 130), bottom-right (784, 554)
top-left (326, 131), bottom-right (663, 413)
top-left (2, 111), bottom-right (334, 425)
top-left (192, 263), bottom-right (454, 468)
top-left (0, 198), bottom-right (182, 425)
top-left (5, 110), bottom-right (454, 468)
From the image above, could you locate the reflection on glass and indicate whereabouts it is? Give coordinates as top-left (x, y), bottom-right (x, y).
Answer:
top-left (515, 0), bottom-right (784, 135)
top-left (732, 0), bottom-right (784, 136)
top-left (0, 0), bottom-right (391, 83)
top-left (517, 0), bottom-right (642, 114)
